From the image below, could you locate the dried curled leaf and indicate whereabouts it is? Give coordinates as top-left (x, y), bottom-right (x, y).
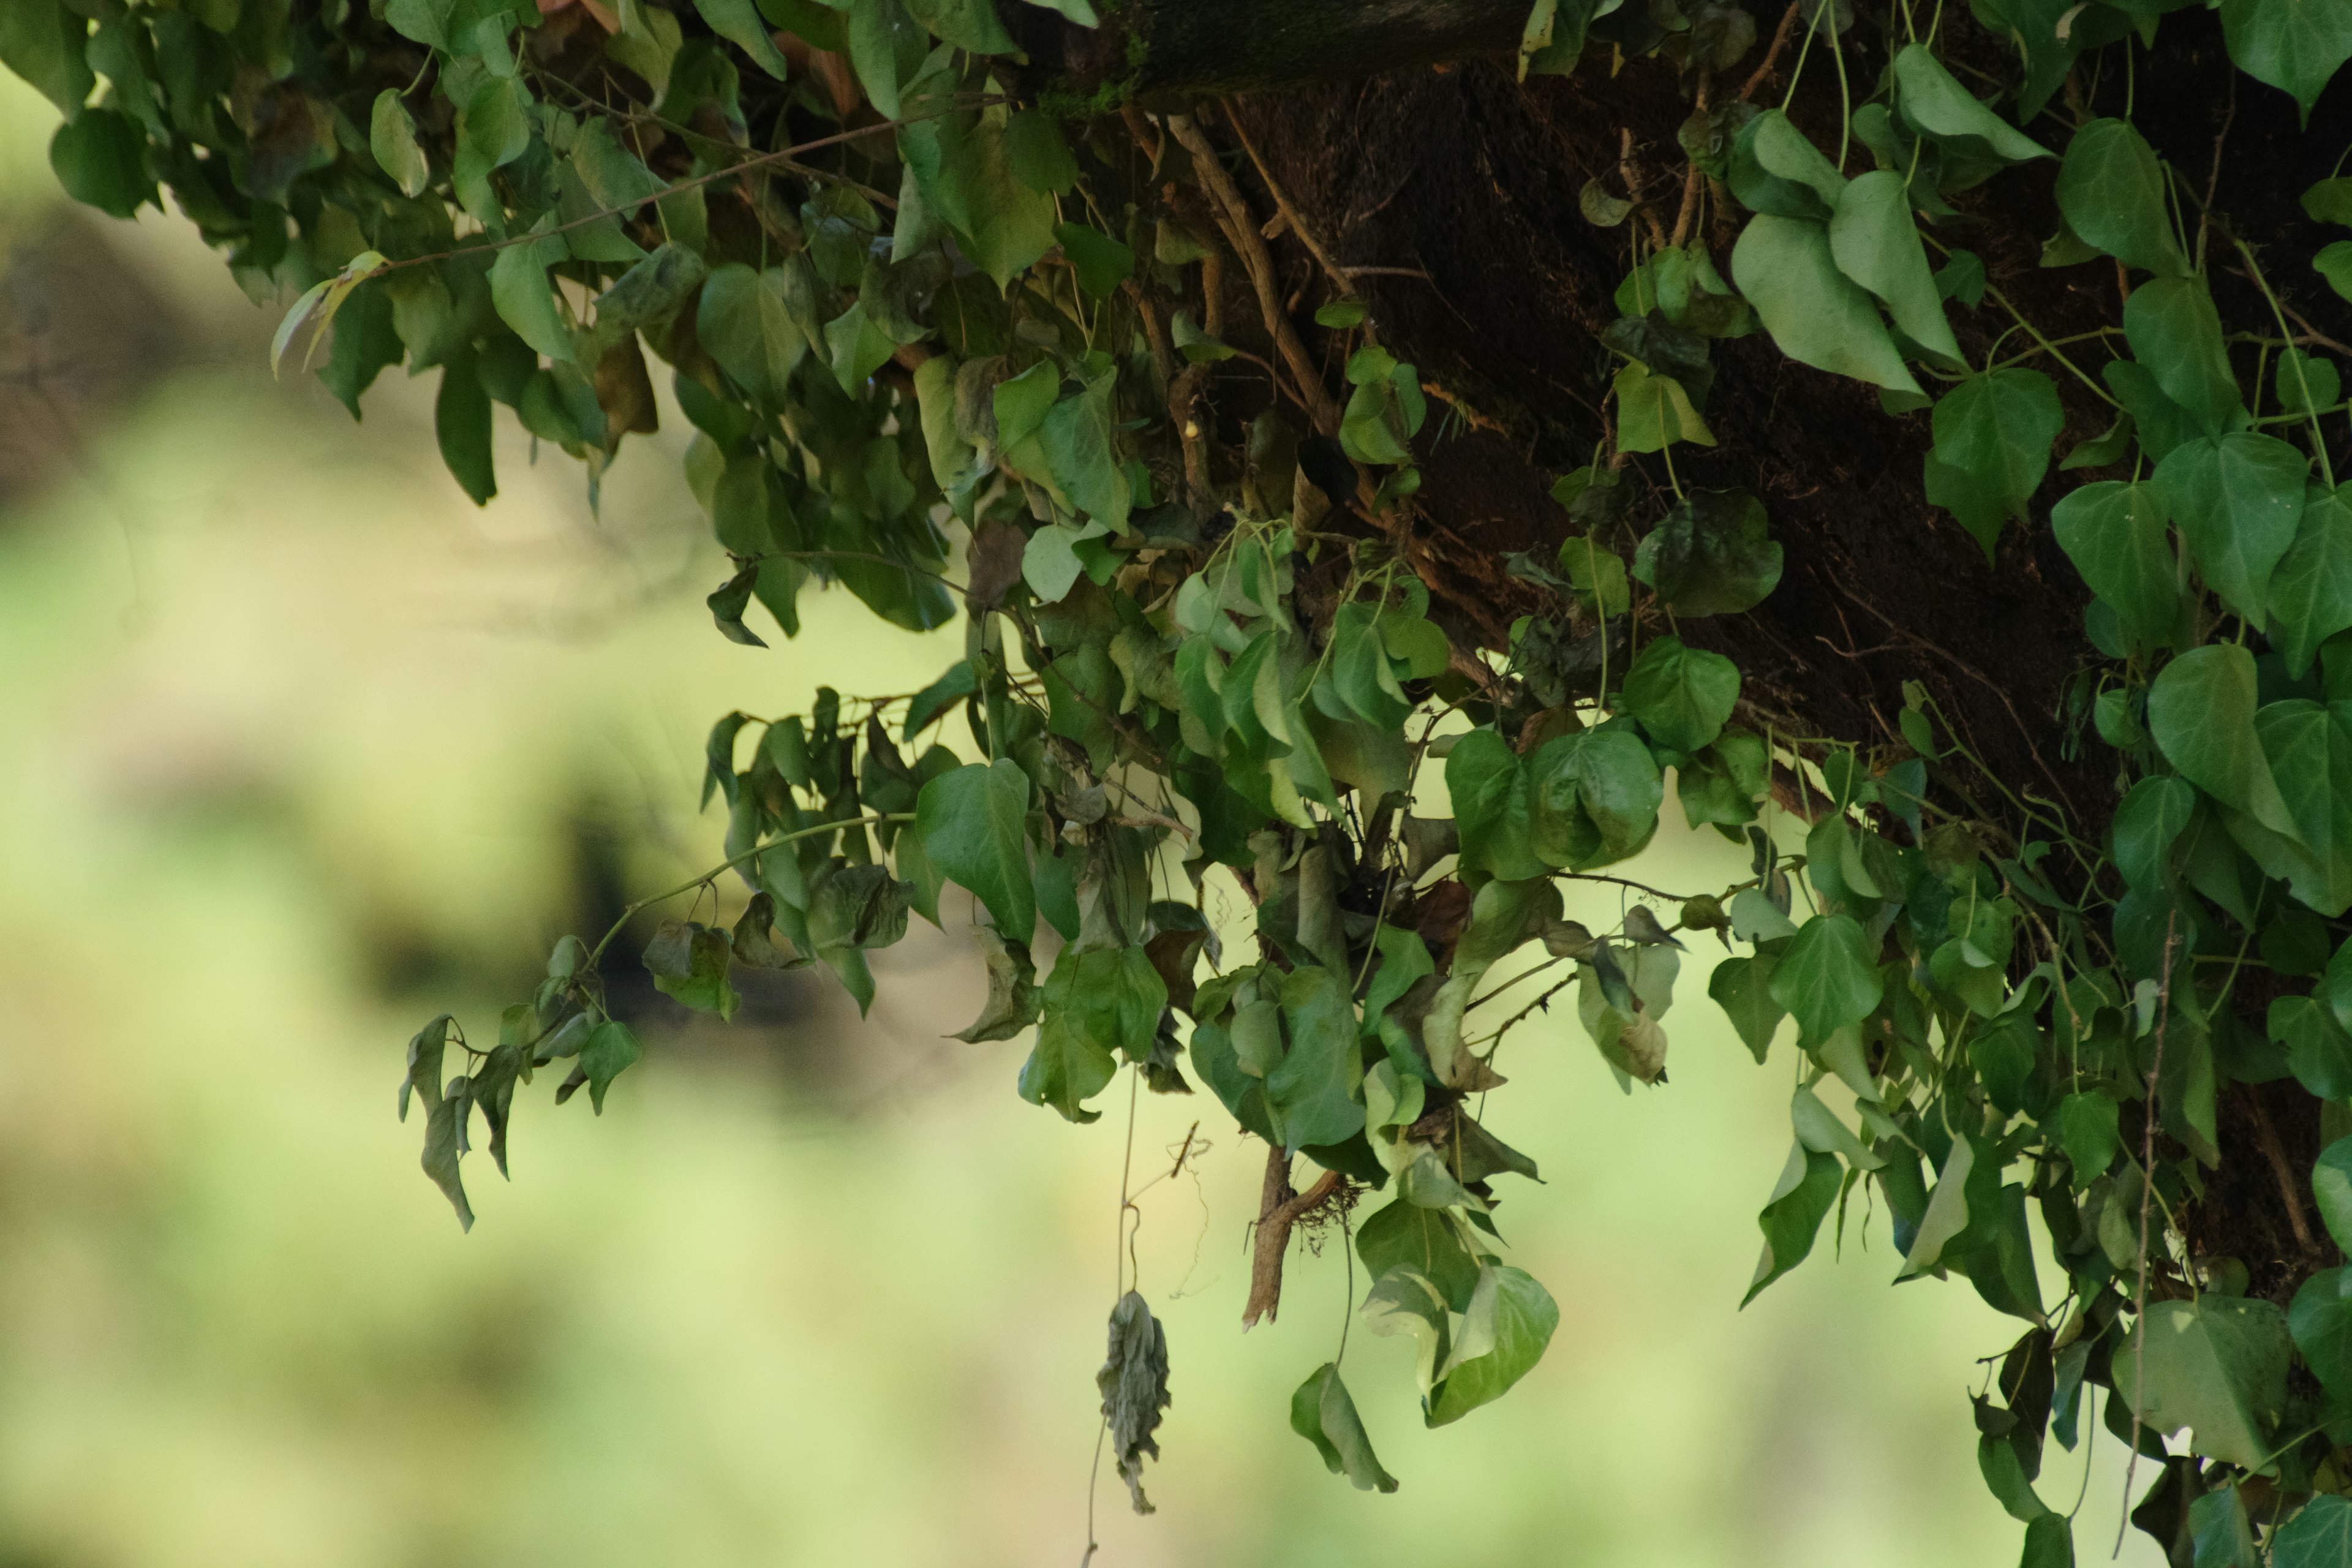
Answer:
top-left (1095, 1290), bottom-right (1172, 1515)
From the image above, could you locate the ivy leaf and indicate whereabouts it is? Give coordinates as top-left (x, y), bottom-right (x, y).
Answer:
top-left (643, 920), bottom-right (740, 1020)
top-left (2290, 1267), bottom-right (2352, 1408)
top-left (1827, 170), bottom-right (1961, 363)
top-left (2317, 1135), bottom-right (2352, 1253)
top-left (50, 107), bottom-right (153, 221)
top-left (1291, 1363), bottom-right (1399, 1492)
top-left (401, 1013), bottom-right (454, 1121)
top-left (2270, 486), bottom-right (2352, 676)
top-left (1768, 913), bottom-right (1882, 1042)
top-left (2278, 348), bottom-right (2342, 416)
top-left (2056, 1091), bottom-right (2120, 1188)
top-left (2274, 995), bottom-right (2352, 1098)
top-left (1731, 214), bottom-right (1922, 395)
top-left (2112, 1296), bottom-right (2291, 1471)
top-left (1426, 1264), bottom-right (1559, 1425)
top-left (420, 1083), bottom-right (474, 1231)
top-left (691, 0), bottom-right (791, 77)
top-left (1357, 1197), bottom-right (1480, 1311)
top-left (1621, 635), bottom-right (1740, 752)
top-left (900, 0), bottom-right (1017, 51)
top-left (1928, 369), bottom-right (2063, 558)
top-left (1612, 361), bottom-right (1716, 451)
top-left (2146, 644), bottom-right (2297, 839)
top-left (1526, 726), bottom-right (1665, 867)
top-left (2053, 119), bottom-right (2188, 277)
top-left (2245, 701), bottom-right (2352, 916)
top-left (2152, 432), bottom-right (2308, 624)
top-left (1446, 729), bottom-right (1545, 882)
top-left (698, 263), bottom-right (816, 407)
top-left (1267, 966), bottom-right (1369, 1152)
top-left (1096, 1291), bottom-right (1172, 1513)
top-left (1017, 1006), bottom-right (1115, 1123)
top-left (916, 760), bottom-right (1035, 942)
top-left (2050, 480), bottom-right (2180, 648)
top-left (933, 116), bottom-right (1057, 290)
top-left (1036, 369), bottom-right (1131, 530)
top-left (1743, 1143), bottom-right (1841, 1304)
top-left (578, 1019), bottom-right (644, 1112)
top-left (1890, 43), bottom-right (2052, 162)
top-left (0, 1), bottom-right (94, 123)
top-left (1054, 221), bottom-right (1134, 300)
top-left (2273, 1495), bottom-right (2352, 1567)
top-left (2125, 277), bottom-right (2246, 437)
top-left (951, 927), bottom-right (1039, 1042)
top-left (1632, 488), bottom-right (1782, 616)
top-left (2219, 0), bottom-right (2352, 123)
top-left (371, 90), bottom-right (430, 197)
top-left (1709, 953), bottom-right (1786, 1061)
top-left (489, 228), bottom-right (575, 363)
top-left (824, 300), bottom-right (897, 393)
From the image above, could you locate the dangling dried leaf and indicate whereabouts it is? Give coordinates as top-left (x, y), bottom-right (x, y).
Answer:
top-left (1096, 1290), bottom-right (1172, 1515)
top-left (949, 927), bottom-right (1039, 1042)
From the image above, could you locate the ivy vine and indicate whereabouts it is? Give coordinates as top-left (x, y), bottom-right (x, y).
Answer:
top-left (20, 0), bottom-right (2352, 1555)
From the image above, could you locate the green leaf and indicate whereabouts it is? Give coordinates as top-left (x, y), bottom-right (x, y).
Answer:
top-left (2113, 775), bottom-right (2196, 888)
top-left (1732, 214), bottom-right (1922, 394)
top-left (2279, 349), bottom-right (2343, 416)
top-left (2272, 487), bottom-right (2352, 676)
top-left (1891, 43), bottom-right (2052, 162)
top-left (1054, 222), bottom-right (1134, 301)
top-left (2113, 1296), bottom-right (2291, 1471)
top-left (420, 1087), bottom-right (473, 1231)
top-left (950, 926), bottom-right (1039, 1042)
top-left (2290, 1267), bottom-right (2352, 1408)
top-left (489, 229), bottom-right (574, 363)
top-left (643, 920), bottom-right (739, 1019)
top-left (1632, 488), bottom-right (1782, 616)
top-left (1036, 371), bottom-right (1131, 530)
top-left (2056, 1091), bottom-right (2120, 1188)
top-left (49, 107), bottom-right (151, 220)
top-left (2125, 277), bottom-right (2246, 437)
top-left (824, 300), bottom-right (897, 393)
top-left (2274, 1495), bottom-right (2352, 1568)
top-left (2220, 0), bottom-right (2352, 122)
top-left (1930, 369), bottom-right (2064, 550)
top-left (1621, 635), bottom-right (1740, 752)
top-left (0, 0), bottom-right (94, 123)
top-left (1357, 1197), bottom-right (1480, 1311)
top-left (900, 0), bottom-right (1017, 50)
top-left (1018, 1005), bottom-right (1116, 1123)
top-left (1768, 913), bottom-right (1883, 1043)
top-left (1096, 1291), bottom-right (1172, 1513)
top-left (1316, 298), bottom-right (1368, 328)
top-left (578, 1019), bottom-right (644, 1112)
top-left (371, 90), bottom-right (430, 197)
top-left (1612, 361), bottom-right (1716, 451)
top-left (1827, 170), bottom-right (1961, 363)
top-left (2050, 480), bottom-right (2179, 648)
top-left (570, 116), bottom-right (665, 213)
top-left (2147, 644), bottom-right (2297, 838)
top-left (1743, 1143), bottom-right (1842, 1304)
top-left (1290, 1363), bottom-right (1399, 1493)
top-left (1427, 1265), bottom-right (1559, 1425)
top-left (1526, 726), bottom-right (1665, 867)
top-left (2317, 1134), bottom-right (2352, 1252)
top-left (691, 0), bottom-right (791, 77)
top-left (2154, 432), bottom-right (2309, 623)
top-left (916, 760), bottom-right (1036, 941)
top-left (2323, 241), bottom-right (2352, 304)
top-left (2247, 700), bottom-right (2352, 915)
top-left (1267, 965), bottom-right (1368, 1152)
top-left (2274, 995), bottom-right (2352, 1098)
top-left (697, 263), bottom-right (813, 406)
top-left (2054, 119), bottom-right (2188, 277)
top-left (1446, 729), bottom-right (1544, 882)
top-left (935, 117), bottom-right (1058, 290)
top-left (435, 356), bottom-right (497, 505)
top-left (1709, 952), bottom-right (1786, 1061)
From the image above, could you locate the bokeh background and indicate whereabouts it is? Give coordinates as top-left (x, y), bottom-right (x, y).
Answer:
top-left (0, 67), bottom-right (2168, 1567)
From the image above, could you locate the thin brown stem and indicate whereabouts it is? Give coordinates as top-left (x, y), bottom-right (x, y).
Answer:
top-left (1242, 1152), bottom-right (1343, 1328)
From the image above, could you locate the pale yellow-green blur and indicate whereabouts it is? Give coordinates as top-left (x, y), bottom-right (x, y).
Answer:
top-left (0, 69), bottom-right (2163, 1567)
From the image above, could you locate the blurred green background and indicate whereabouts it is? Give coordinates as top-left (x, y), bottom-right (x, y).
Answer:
top-left (0, 68), bottom-right (2166, 1567)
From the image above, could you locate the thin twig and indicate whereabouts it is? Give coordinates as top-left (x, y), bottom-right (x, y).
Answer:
top-left (1164, 113), bottom-right (1341, 436)
top-left (1220, 103), bottom-right (1356, 301)
top-left (1242, 1151), bottom-right (1343, 1328)
top-left (1740, 2), bottom-right (1804, 102)
top-left (2245, 1087), bottom-right (2319, 1256)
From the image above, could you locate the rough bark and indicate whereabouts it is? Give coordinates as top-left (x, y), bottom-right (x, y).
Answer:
top-left (1011, 1), bottom-right (1528, 105)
